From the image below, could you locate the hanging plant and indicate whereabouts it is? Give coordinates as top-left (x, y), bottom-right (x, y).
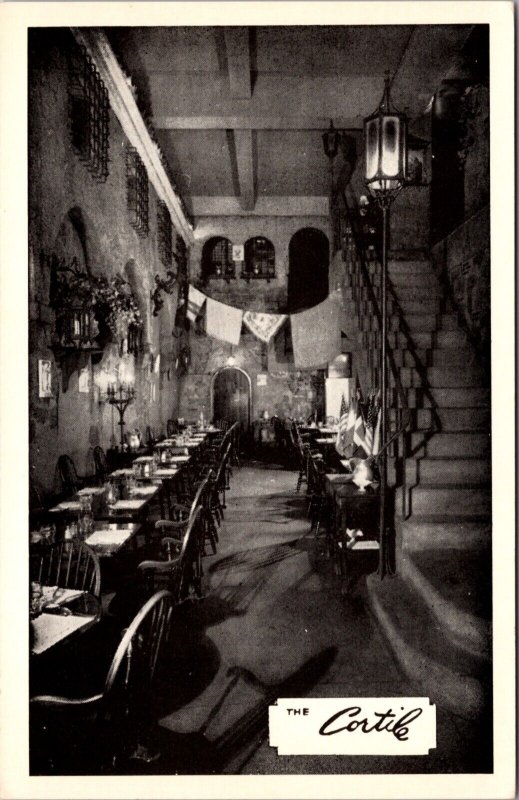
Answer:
top-left (48, 255), bottom-right (142, 351)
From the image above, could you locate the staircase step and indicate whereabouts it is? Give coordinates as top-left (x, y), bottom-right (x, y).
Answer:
top-left (400, 550), bottom-right (491, 658)
top-left (408, 484), bottom-right (491, 517)
top-left (422, 387), bottom-right (490, 408)
top-left (397, 298), bottom-right (441, 315)
top-left (428, 348), bottom-right (479, 368)
top-left (416, 407), bottom-right (490, 431)
top-left (400, 331), bottom-right (434, 349)
top-left (390, 273), bottom-right (440, 290)
top-left (410, 431), bottom-right (490, 458)
top-left (427, 366), bottom-right (486, 388)
top-left (435, 329), bottom-right (469, 348)
top-left (438, 314), bottom-right (459, 330)
top-left (365, 574), bottom-right (490, 719)
top-left (388, 260), bottom-right (432, 275)
top-left (399, 518), bottom-right (491, 551)
top-left (416, 456), bottom-right (489, 485)
top-left (401, 313), bottom-right (438, 331)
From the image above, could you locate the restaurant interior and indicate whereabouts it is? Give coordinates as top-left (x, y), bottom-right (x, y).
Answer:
top-left (27, 23), bottom-right (492, 776)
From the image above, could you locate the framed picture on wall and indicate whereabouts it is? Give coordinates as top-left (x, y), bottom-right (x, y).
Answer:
top-left (38, 359), bottom-right (52, 398)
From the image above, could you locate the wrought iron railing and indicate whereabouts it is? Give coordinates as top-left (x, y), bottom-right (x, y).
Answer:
top-left (332, 189), bottom-right (411, 535)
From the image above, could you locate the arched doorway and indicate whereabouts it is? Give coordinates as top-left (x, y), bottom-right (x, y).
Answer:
top-left (287, 227), bottom-right (329, 313)
top-left (212, 367), bottom-right (251, 431)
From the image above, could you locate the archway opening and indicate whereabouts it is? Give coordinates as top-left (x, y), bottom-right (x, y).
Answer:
top-left (287, 228), bottom-right (329, 313)
top-left (212, 367), bottom-right (251, 431)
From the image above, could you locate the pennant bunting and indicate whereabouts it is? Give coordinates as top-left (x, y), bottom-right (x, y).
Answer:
top-left (187, 285), bottom-right (207, 322)
top-left (243, 310), bottom-right (287, 344)
top-left (205, 296), bottom-right (243, 345)
top-left (290, 293), bottom-right (341, 368)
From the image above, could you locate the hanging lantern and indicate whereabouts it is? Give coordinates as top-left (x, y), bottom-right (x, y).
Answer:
top-left (63, 303), bottom-right (91, 346)
top-left (322, 120), bottom-right (340, 160)
top-left (364, 73), bottom-right (407, 201)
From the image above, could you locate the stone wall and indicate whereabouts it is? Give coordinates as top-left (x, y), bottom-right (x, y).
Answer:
top-left (431, 85), bottom-right (490, 361)
top-left (179, 215), bottom-right (330, 424)
top-left (29, 30), bottom-right (181, 493)
top-left (431, 204), bottom-right (490, 360)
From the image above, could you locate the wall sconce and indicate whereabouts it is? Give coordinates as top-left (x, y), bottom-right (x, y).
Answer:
top-left (226, 347), bottom-right (236, 367)
top-left (322, 120), bottom-right (341, 195)
top-left (150, 268), bottom-right (178, 317)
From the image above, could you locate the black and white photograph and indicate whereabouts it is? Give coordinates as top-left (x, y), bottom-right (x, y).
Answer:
top-left (0, 2), bottom-right (515, 798)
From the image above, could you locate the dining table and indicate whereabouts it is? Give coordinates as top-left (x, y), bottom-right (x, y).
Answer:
top-left (84, 521), bottom-right (142, 557)
top-left (30, 588), bottom-right (101, 657)
top-left (324, 473), bottom-right (382, 579)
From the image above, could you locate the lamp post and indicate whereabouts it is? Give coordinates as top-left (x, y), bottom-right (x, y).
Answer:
top-left (363, 72), bottom-right (407, 574)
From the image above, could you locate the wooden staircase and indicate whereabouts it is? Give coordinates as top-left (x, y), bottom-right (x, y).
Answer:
top-left (343, 252), bottom-right (492, 722)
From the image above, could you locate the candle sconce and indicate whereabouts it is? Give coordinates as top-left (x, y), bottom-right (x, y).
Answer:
top-left (106, 383), bottom-right (136, 449)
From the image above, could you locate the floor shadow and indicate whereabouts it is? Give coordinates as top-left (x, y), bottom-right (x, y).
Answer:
top-left (114, 646), bottom-right (338, 775)
top-left (209, 539), bottom-right (304, 574)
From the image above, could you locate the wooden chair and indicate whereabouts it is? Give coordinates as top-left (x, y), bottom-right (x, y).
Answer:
top-left (30, 540), bottom-right (101, 598)
top-left (166, 419), bottom-right (178, 437)
top-left (137, 508), bottom-right (203, 601)
top-left (30, 590), bottom-right (174, 773)
top-left (306, 454), bottom-right (328, 538)
top-left (56, 454), bottom-right (84, 496)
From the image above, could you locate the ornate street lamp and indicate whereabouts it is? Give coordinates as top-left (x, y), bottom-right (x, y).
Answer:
top-left (363, 72), bottom-right (408, 575)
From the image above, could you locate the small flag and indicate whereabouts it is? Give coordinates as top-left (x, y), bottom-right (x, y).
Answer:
top-left (335, 394), bottom-right (355, 456)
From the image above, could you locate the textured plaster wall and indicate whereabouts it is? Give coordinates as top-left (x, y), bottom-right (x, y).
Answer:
top-left (29, 30), bottom-right (180, 493)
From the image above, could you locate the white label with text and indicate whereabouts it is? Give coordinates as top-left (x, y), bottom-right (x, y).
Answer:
top-left (269, 697), bottom-right (436, 755)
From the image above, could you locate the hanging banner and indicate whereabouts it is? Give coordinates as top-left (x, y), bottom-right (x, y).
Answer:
top-left (243, 310), bottom-right (287, 344)
top-left (291, 292), bottom-right (342, 368)
top-left (187, 285), bottom-right (207, 322)
top-left (205, 296), bottom-right (243, 345)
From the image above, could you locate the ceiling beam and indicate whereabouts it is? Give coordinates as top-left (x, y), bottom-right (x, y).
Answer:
top-left (233, 130), bottom-right (255, 211)
top-left (192, 196), bottom-right (329, 217)
top-left (71, 27), bottom-right (194, 246)
top-left (224, 27), bottom-right (252, 99)
top-left (153, 115), bottom-right (362, 131)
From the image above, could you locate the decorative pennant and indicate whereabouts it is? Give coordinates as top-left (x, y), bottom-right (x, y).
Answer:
top-left (187, 285), bottom-right (206, 322)
top-left (205, 296), bottom-right (243, 345)
top-left (243, 310), bottom-right (287, 344)
top-left (291, 292), bottom-right (342, 368)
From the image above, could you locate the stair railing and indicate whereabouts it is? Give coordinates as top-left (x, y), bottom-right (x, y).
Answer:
top-left (333, 189), bottom-right (411, 530)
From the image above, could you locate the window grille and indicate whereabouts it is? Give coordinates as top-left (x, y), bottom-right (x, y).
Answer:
top-left (68, 42), bottom-right (110, 182)
top-left (242, 237), bottom-right (275, 282)
top-left (126, 146), bottom-right (149, 237)
top-left (157, 201), bottom-right (172, 266)
top-left (201, 237), bottom-right (235, 281)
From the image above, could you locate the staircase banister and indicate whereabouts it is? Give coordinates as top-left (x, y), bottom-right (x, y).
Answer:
top-left (339, 190), bottom-right (409, 414)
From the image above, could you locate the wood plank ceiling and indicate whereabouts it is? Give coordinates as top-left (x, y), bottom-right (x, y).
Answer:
top-left (106, 25), bottom-right (473, 218)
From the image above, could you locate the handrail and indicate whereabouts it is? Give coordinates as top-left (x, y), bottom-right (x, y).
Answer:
top-left (333, 188), bottom-right (411, 532)
top-left (340, 189), bottom-right (442, 440)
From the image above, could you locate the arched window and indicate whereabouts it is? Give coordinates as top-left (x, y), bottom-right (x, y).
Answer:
top-left (287, 228), bottom-right (329, 313)
top-left (201, 237), bottom-right (235, 281)
top-left (242, 237), bottom-right (275, 282)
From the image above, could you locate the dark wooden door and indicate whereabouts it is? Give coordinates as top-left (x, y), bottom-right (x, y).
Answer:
top-left (213, 368), bottom-right (250, 430)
